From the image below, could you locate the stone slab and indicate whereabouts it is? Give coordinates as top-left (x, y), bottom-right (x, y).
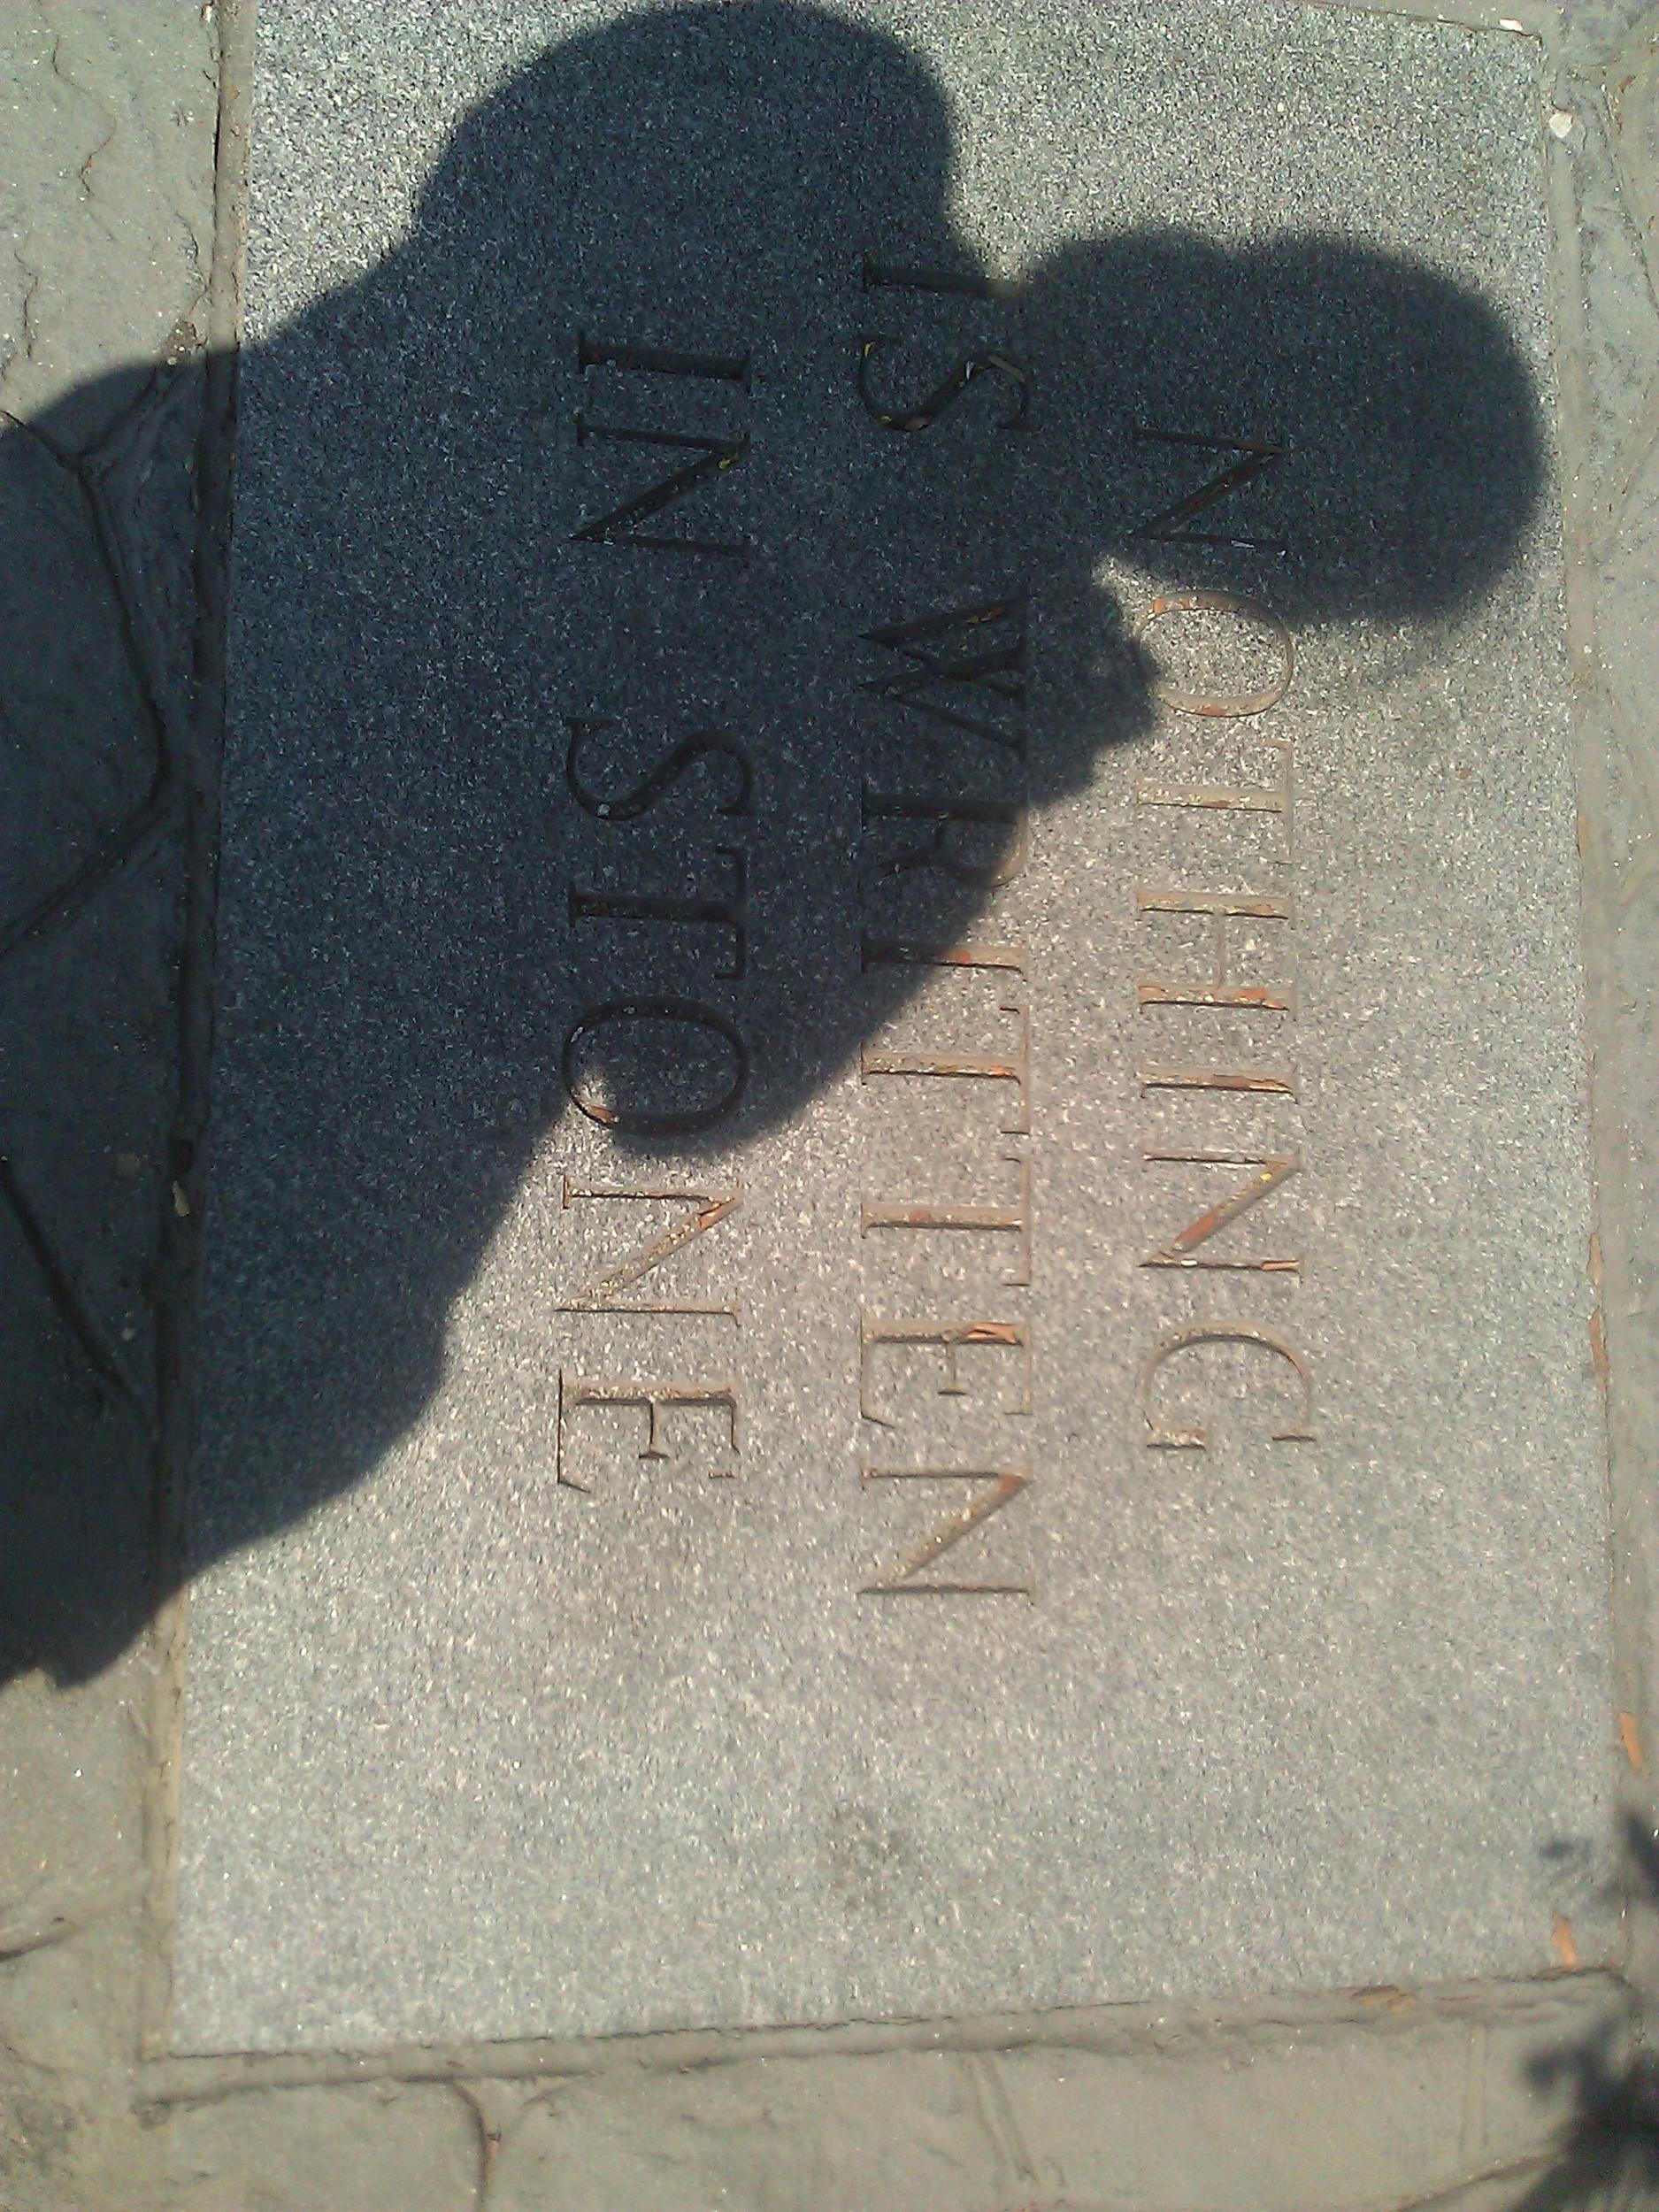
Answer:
top-left (174, 0), bottom-right (1615, 2053)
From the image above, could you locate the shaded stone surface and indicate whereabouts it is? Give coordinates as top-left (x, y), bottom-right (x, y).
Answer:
top-left (176, 0), bottom-right (1612, 2053)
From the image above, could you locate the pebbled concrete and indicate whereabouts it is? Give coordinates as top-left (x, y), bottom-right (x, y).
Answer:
top-left (163, 2083), bottom-right (483, 2212)
top-left (0, 0), bottom-right (215, 454)
top-left (487, 1987), bottom-right (1627, 2212)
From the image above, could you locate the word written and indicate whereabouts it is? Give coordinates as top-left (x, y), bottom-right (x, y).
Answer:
top-left (854, 258), bottom-right (1038, 1597)
top-left (1128, 428), bottom-right (1313, 1450)
top-left (557, 334), bottom-right (759, 1486)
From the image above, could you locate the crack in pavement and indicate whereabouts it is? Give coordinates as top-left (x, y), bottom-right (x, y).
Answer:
top-left (0, 1151), bottom-right (149, 1424)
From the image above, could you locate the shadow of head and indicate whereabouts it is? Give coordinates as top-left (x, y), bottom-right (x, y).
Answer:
top-left (2, 0), bottom-right (1547, 1685)
top-left (330, 0), bottom-right (1545, 1152)
top-left (390, 0), bottom-right (1540, 626)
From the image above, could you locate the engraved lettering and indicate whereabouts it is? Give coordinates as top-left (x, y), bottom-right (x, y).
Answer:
top-left (861, 790), bottom-right (1028, 887)
top-left (1130, 591), bottom-right (1294, 718)
top-left (1140, 1325), bottom-right (1315, 1450)
top-left (569, 847), bottom-right (749, 979)
top-left (859, 940), bottom-right (1031, 1136)
top-left (859, 1467), bottom-right (1033, 1597)
top-left (856, 334), bottom-right (1030, 434)
top-left (1135, 734), bottom-right (1293, 864)
top-left (561, 997), bottom-right (747, 1135)
top-left (1133, 428), bottom-right (1286, 554)
top-left (558, 1179), bottom-right (742, 1319)
top-left (1138, 1064), bottom-right (1298, 1098)
top-left (863, 1155), bottom-right (1031, 1287)
top-left (860, 1315), bottom-right (1033, 1426)
top-left (572, 426), bottom-right (749, 557)
top-left (860, 259), bottom-right (1017, 303)
top-left (1136, 885), bottom-right (1294, 1015)
top-left (564, 716), bottom-right (752, 822)
top-left (576, 334), bottom-right (749, 384)
top-left (557, 1371), bottom-right (741, 1488)
top-left (1141, 1148), bottom-right (1300, 1273)
top-left (860, 596), bottom-right (1027, 753)
top-left (573, 332), bottom-right (750, 557)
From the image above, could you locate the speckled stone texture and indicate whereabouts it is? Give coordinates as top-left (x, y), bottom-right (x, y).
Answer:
top-left (174, 0), bottom-right (1613, 2054)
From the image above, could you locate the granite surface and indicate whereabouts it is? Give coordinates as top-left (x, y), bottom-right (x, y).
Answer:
top-left (173, 0), bottom-right (1613, 2053)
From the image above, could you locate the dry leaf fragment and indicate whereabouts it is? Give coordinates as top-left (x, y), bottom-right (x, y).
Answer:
top-left (1551, 1913), bottom-right (1579, 1970)
top-left (1620, 1711), bottom-right (1645, 1770)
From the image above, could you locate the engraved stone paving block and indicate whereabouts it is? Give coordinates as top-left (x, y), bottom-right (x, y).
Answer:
top-left (174, 0), bottom-right (1615, 2052)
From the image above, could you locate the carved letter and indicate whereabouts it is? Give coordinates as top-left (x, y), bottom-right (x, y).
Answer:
top-left (863, 1155), bottom-right (1031, 1286)
top-left (577, 335), bottom-right (749, 384)
top-left (861, 790), bottom-right (1028, 887)
top-left (572, 333), bottom-right (749, 557)
top-left (572, 426), bottom-right (749, 557)
top-left (860, 1467), bottom-right (1033, 1597)
top-left (1136, 886), bottom-right (1294, 1016)
top-left (1130, 592), bottom-right (1294, 718)
top-left (857, 335), bottom-right (1029, 433)
top-left (558, 1179), bottom-right (742, 1320)
top-left (557, 1371), bottom-right (740, 1487)
top-left (1141, 1149), bottom-right (1299, 1273)
top-left (860, 1315), bottom-right (1032, 1426)
top-left (1138, 1064), bottom-right (1297, 1098)
top-left (565, 716), bottom-right (752, 822)
top-left (569, 848), bottom-right (749, 979)
top-left (561, 998), bottom-right (747, 1135)
top-left (861, 259), bottom-right (1016, 303)
top-left (859, 941), bottom-right (1030, 1136)
top-left (1133, 428), bottom-right (1286, 554)
top-left (860, 596), bottom-right (1027, 753)
top-left (1136, 734), bottom-right (1294, 863)
top-left (1139, 1325), bottom-right (1314, 1449)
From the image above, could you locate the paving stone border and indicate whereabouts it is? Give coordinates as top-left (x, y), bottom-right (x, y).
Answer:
top-left (4, 1), bottom-right (1659, 2205)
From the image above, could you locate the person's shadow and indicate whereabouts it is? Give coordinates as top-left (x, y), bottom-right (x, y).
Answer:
top-left (4, 0), bottom-right (1545, 1686)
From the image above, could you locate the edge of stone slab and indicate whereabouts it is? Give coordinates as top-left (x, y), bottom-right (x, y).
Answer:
top-left (139, 0), bottom-right (1659, 2144)
top-left (138, 0), bottom-right (253, 2068)
top-left (1547, 0), bottom-right (1659, 2039)
top-left (134, 1967), bottom-right (1625, 2105)
top-left (1288, 0), bottom-right (1550, 30)
top-left (134, 1976), bottom-right (1637, 2212)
